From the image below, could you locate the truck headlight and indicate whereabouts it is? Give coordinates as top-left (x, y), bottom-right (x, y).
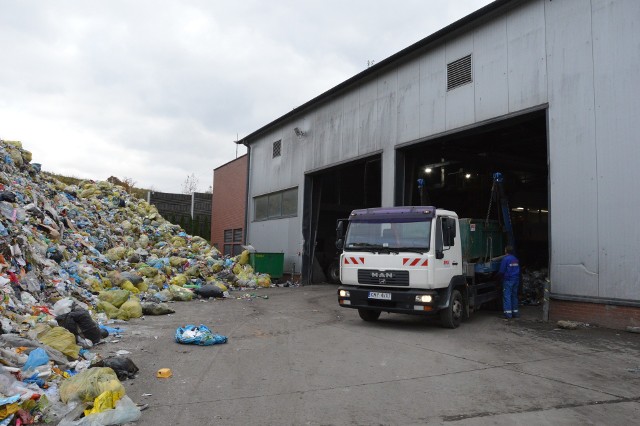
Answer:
top-left (415, 295), bottom-right (432, 303)
top-left (339, 290), bottom-right (350, 297)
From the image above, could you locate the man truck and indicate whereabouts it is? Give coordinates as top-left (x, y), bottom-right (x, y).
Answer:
top-left (336, 205), bottom-right (509, 328)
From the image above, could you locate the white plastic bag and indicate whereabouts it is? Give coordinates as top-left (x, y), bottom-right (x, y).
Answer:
top-left (58, 395), bottom-right (141, 426)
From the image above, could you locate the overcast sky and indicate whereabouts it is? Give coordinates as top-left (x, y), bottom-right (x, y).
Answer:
top-left (0, 0), bottom-right (492, 193)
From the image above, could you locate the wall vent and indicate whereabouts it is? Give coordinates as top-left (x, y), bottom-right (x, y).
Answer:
top-left (272, 140), bottom-right (281, 158)
top-left (447, 54), bottom-right (472, 91)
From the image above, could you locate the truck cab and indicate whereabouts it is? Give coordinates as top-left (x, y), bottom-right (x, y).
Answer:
top-left (337, 206), bottom-right (500, 328)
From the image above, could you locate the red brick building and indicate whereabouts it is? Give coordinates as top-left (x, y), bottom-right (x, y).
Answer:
top-left (211, 155), bottom-right (247, 256)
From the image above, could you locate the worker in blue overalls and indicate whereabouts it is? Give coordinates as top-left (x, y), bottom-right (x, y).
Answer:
top-left (498, 245), bottom-right (520, 319)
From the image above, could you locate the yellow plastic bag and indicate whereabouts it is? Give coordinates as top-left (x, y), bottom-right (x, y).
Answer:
top-left (121, 281), bottom-right (140, 294)
top-left (170, 274), bottom-right (187, 287)
top-left (98, 290), bottom-right (130, 308)
top-left (120, 297), bottom-right (142, 319)
top-left (97, 301), bottom-right (121, 319)
top-left (136, 281), bottom-right (149, 293)
top-left (257, 274), bottom-right (272, 288)
top-left (84, 389), bottom-right (125, 416)
top-left (0, 402), bottom-right (20, 419)
top-left (59, 367), bottom-right (125, 403)
top-left (37, 326), bottom-right (80, 359)
top-left (238, 250), bottom-right (249, 265)
top-left (169, 285), bottom-right (193, 301)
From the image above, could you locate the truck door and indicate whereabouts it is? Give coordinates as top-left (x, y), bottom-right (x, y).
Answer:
top-left (434, 216), bottom-right (458, 287)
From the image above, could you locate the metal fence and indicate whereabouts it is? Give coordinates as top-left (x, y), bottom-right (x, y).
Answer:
top-left (147, 191), bottom-right (212, 241)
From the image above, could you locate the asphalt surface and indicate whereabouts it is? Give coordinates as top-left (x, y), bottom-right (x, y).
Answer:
top-left (90, 284), bottom-right (640, 425)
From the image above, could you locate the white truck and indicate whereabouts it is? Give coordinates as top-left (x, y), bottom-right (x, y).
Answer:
top-left (336, 206), bottom-right (507, 328)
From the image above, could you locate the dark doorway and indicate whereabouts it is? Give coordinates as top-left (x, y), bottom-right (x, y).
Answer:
top-left (302, 155), bottom-right (382, 284)
top-left (397, 108), bottom-right (549, 269)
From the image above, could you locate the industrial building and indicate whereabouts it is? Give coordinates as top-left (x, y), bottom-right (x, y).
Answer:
top-left (237, 0), bottom-right (640, 329)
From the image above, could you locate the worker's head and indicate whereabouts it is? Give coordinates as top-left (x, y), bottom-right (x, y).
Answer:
top-left (505, 245), bottom-right (514, 255)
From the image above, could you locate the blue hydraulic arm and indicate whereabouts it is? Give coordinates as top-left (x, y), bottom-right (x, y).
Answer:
top-left (491, 172), bottom-right (516, 253)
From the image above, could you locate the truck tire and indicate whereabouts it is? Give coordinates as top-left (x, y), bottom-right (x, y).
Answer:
top-left (327, 261), bottom-right (341, 284)
top-left (440, 289), bottom-right (463, 329)
top-left (358, 309), bottom-right (381, 322)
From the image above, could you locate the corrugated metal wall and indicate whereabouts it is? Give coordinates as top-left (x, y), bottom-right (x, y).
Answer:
top-left (245, 0), bottom-right (640, 303)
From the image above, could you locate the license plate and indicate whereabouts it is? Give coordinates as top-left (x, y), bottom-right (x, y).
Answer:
top-left (368, 292), bottom-right (391, 300)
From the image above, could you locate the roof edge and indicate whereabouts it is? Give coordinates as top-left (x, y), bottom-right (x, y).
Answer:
top-left (239, 0), bottom-right (517, 145)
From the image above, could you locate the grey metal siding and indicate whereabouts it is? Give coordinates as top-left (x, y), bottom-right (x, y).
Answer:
top-left (243, 0), bottom-right (640, 303)
top-left (591, 0), bottom-right (640, 300)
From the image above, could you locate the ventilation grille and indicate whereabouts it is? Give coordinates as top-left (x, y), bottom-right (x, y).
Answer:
top-left (272, 140), bottom-right (281, 158)
top-left (447, 54), bottom-right (472, 91)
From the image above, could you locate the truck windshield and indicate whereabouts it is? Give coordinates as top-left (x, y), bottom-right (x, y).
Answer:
top-left (344, 220), bottom-right (431, 252)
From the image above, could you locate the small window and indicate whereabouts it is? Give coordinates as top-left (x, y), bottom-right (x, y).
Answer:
top-left (282, 188), bottom-right (297, 216)
top-left (233, 228), bottom-right (243, 243)
top-left (254, 187), bottom-right (298, 221)
top-left (272, 140), bottom-right (282, 158)
top-left (255, 196), bottom-right (268, 221)
top-left (223, 229), bottom-right (233, 243)
top-left (447, 54), bottom-right (472, 91)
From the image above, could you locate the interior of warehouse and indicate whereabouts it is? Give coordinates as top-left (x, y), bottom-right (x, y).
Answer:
top-left (304, 108), bottom-right (549, 284)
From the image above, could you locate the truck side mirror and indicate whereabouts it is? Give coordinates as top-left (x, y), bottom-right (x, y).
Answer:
top-left (336, 238), bottom-right (344, 250)
top-left (436, 249), bottom-right (444, 259)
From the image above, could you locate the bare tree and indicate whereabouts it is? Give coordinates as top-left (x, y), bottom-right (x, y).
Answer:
top-left (122, 176), bottom-right (136, 193)
top-left (182, 173), bottom-right (199, 194)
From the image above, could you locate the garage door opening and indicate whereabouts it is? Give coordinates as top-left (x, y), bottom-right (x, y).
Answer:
top-left (302, 156), bottom-right (381, 284)
top-left (396, 109), bottom-right (549, 270)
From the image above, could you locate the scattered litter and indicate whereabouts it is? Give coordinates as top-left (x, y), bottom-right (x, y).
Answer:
top-left (175, 324), bottom-right (228, 346)
top-left (556, 320), bottom-right (583, 330)
top-left (92, 356), bottom-right (139, 381)
top-left (156, 368), bottom-right (172, 378)
top-left (0, 139), bottom-right (281, 423)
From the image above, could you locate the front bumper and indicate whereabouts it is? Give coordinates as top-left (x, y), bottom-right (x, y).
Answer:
top-left (337, 285), bottom-right (441, 315)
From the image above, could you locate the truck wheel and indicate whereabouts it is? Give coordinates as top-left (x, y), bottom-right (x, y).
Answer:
top-left (358, 309), bottom-right (381, 322)
top-left (327, 261), bottom-right (341, 284)
top-left (440, 289), bottom-right (463, 329)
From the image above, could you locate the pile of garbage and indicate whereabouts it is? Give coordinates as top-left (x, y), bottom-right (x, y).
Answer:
top-left (0, 140), bottom-right (274, 424)
top-left (521, 268), bottom-right (548, 306)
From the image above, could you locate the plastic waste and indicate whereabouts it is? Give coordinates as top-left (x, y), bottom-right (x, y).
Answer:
top-left (175, 324), bottom-right (228, 346)
top-left (93, 357), bottom-right (139, 381)
top-left (36, 326), bottom-right (81, 359)
top-left (22, 347), bottom-right (49, 371)
top-left (193, 284), bottom-right (224, 299)
top-left (58, 394), bottom-right (141, 426)
top-left (59, 367), bottom-right (124, 404)
top-left (156, 368), bottom-right (172, 378)
top-left (141, 301), bottom-right (174, 315)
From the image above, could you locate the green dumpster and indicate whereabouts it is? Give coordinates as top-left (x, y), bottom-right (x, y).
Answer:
top-left (249, 252), bottom-right (284, 279)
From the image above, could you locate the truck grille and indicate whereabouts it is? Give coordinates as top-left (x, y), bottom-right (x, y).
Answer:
top-left (357, 270), bottom-right (409, 286)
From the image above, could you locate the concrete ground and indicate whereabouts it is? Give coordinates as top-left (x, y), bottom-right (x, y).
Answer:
top-left (91, 284), bottom-right (640, 425)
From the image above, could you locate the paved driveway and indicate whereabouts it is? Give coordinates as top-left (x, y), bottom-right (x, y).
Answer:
top-left (94, 284), bottom-right (640, 425)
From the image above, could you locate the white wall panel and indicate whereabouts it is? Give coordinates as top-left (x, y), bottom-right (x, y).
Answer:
top-left (474, 16), bottom-right (509, 121)
top-left (419, 46), bottom-right (446, 136)
top-left (341, 91), bottom-right (360, 159)
top-left (546, 0), bottom-right (599, 297)
top-left (374, 71), bottom-right (397, 151)
top-left (358, 80), bottom-right (378, 154)
top-left (507, 0), bottom-right (547, 112)
top-left (396, 62), bottom-right (420, 143)
top-left (592, 0), bottom-right (640, 300)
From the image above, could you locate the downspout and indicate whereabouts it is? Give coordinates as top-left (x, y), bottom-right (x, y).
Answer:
top-left (239, 141), bottom-right (251, 247)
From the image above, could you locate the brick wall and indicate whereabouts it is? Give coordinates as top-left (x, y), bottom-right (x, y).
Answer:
top-left (550, 299), bottom-right (640, 330)
top-left (211, 155), bottom-right (248, 251)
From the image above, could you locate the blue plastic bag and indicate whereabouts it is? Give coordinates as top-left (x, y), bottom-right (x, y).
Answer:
top-left (175, 324), bottom-right (227, 346)
top-left (22, 347), bottom-right (49, 371)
